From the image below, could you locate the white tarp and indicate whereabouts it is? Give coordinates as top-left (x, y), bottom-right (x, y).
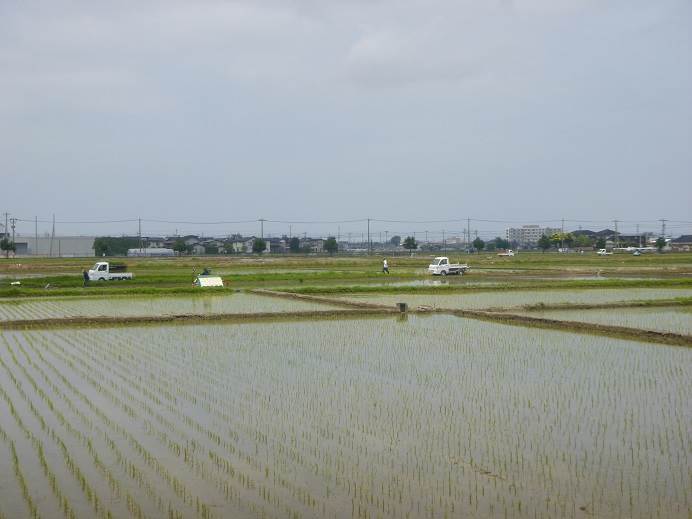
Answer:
top-left (196, 276), bottom-right (224, 287)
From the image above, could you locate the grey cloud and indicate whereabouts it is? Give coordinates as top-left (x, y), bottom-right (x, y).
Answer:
top-left (0, 0), bottom-right (690, 235)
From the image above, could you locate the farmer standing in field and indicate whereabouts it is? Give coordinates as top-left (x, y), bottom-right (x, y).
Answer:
top-left (82, 269), bottom-right (89, 287)
top-left (382, 258), bottom-right (389, 274)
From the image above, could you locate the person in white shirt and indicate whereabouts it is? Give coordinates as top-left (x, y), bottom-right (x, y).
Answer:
top-left (382, 258), bottom-right (389, 274)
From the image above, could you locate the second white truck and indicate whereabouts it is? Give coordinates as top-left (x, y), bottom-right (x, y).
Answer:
top-left (428, 257), bottom-right (469, 276)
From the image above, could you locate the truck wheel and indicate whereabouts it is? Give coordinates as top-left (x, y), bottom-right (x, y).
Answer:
top-left (98, 277), bottom-right (105, 281)
top-left (441, 270), bottom-right (447, 276)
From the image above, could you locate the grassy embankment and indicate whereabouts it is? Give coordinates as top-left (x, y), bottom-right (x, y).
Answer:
top-left (1, 252), bottom-right (690, 299)
top-left (282, 277), bottom-right (692, 295)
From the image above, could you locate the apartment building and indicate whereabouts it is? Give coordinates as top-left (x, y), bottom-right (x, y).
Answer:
top-left (505, 225), bottom-right (561, 246)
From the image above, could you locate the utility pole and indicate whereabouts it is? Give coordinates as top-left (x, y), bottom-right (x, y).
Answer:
top-left (561, 218), bottom-right (565, 249)
top-left (659, 218), bottom-right (666, 239)
top-left (10, 218), bottom-right (16, 244)
top-left (367, 218), bottom-right (371, 255)
top-left (636, 224), bottom-right (641, 248)
top-left (138, 217), bottom-right (143, 253)
top-left (49, 214), bottom-right (55, 257)
top-left (289, 224), bottom-right (292, 239)
top-left (425, 230), bottom-right (428, 244)
top-left (35, 216), bottom-right (38, 256)
top-left (259, 218), bottom-right (265, 239)
top-left (614, 219), bottom-right (619, 249)
top-left (467, 217), bottom-right (471, 250)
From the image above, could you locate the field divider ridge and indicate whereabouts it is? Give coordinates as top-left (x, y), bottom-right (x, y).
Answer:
top-left (0, 309), bottom-right (397, 330)
top-left (439, 308), bottom-right (692, 347)
top-left (254, 289), bottom-right (692, 347)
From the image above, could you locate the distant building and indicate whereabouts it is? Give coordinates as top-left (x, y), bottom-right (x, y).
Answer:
top-left (670, 235), bottom-right (692, 252)
top-left (505, 225), bottom-right (561, 246)
top-left (11, 234), bottom-right (96, 256)
top-left (127, 248), bottom-right (175, 257)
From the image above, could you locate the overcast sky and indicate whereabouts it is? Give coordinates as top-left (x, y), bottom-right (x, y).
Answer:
top-left (1, 0), bottom-right (690, 238)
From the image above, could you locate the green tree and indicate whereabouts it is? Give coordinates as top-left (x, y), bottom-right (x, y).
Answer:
top-left (655, 237), bottom-right (666, 251)
top-left (574, 234), bottom-right (592, 248)
top-left (494, 237), bottom-right (510, 250)
top-left (252, 238), bottom-right (267, 254)
top-left (390, 235), bottom-right (401, 247)
top-left (1, 238), bottom-right (16, 258)
top-left (402, 236), bottom-right (418, 255)
top-left (173, 239), bottom-right (189, 255)
top-left (549, 233), bottom-right (563, 248)
top-left (472, 237), bottom-right (485, 252)
top-left (93, 236), bottom-right (140, 256)
top-left (289, 237), bottom-right (301, 253)
top-left (324, 236), bottom-right (338, 255)
top-left (563, 233), bottom-right (574, 248)
top-left (538, 234), bottom-right (552, 252)
top-left (595, 237), bottom-right (606, 249)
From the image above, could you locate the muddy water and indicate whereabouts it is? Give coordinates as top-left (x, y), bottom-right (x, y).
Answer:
top-left (517, 306), bottom-right (692, 335)
top-left (337, 288), bottom-right (692, 311)
top-left (0, 293), bottom-right (340, 321)
top-left (0, 316), bottom-right (689, 518)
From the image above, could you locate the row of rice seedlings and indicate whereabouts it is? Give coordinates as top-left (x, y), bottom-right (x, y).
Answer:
top-left (89, 324), bottom-right (482, 516)
top-left (92, 322), bottom-right (540, 516)
top-left (31, 331), bottom-right (221, 519)
top-left (93, 312), bottom-right (688, 516)
top-left (58, 324), bottom-right (327, 519)
top-left (100, 320), bottom-right (668, 516)
top-left (17, 331), bottom-right (184, 519)
top-left (15, 332), bottom-right (156, 518)
top-left (0, 299), bottom-right (84, 321)
top-left (59, 328), bottom-right (288, 518)
top-left (88, 326), bottom-right (331, 516)
top-left (0, 342), bottom-right (81, 518)
top-left (125, 318), bottom-right (692, 516)
top-left (0, 402), bottom-right (40, 518)
top-left (0, 294), bottom-right (331, 323)
top-left (1, 333), bottom-right (120, 518)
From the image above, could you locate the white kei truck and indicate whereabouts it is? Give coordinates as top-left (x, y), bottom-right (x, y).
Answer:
top-left (88, 262), bottom-right (134, 281)
top-left (428, 257), bottom-right (470, 276)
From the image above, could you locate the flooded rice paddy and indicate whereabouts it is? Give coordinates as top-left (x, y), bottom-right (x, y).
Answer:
top-left (0, 294), bottom-right (339, 322)
top-left (0, 316), bottom-right (689, 519)
top-left (336, 288), bottom-right (692, 311)
top-left (517, 306), bottom-right (692, 335)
